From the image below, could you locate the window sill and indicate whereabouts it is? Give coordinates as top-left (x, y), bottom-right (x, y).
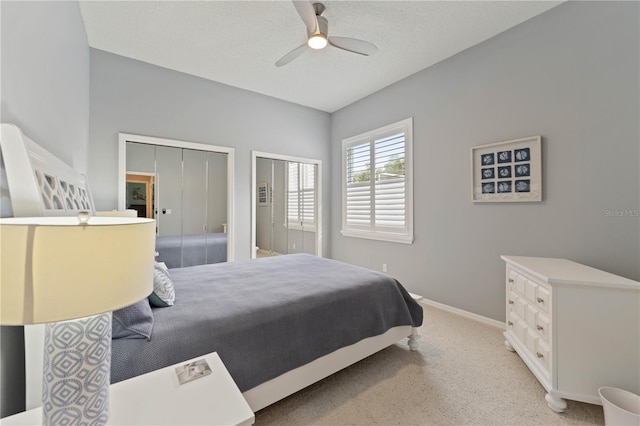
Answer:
top-left (286, 224), bottom-right (316, 232)
top-left (340, 229), bottom-right (413, 244)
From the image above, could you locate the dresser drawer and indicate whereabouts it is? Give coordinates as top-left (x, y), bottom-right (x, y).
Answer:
top-left (508, 266), bottom-right (552, 314)
top-left (535, 285), bottom-right (551, 313)
top-left (535, 339), bottom-right (551, 377)
top-left (525, 327), bottom-right (539, 355)
top-left (525, 304), bottom-right (538, 329)
top-left (507, 268), bottom-right (518, 290)
top-left (515, 318), bottom-right (527, 343)
top-left (507, 290), bottom-right (517, 313)
top-left (507, 311), bottom-right (518, 331)
top-left (515, 296), bottom-right (527, 319)
top-left (534, 312), bottom-right (550, 342)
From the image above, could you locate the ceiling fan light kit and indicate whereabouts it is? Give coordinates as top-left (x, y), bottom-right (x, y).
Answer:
top-left (276, 1), bottom-right (378, 67)
top-left (308, 34), bottom-right (328, 49)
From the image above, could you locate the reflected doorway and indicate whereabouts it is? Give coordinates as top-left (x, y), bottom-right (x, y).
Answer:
top-left (126, 173), bottom-right (154, 218)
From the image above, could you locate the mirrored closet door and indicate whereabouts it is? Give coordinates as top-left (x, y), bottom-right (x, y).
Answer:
top-left (119, 134), bottom-right (234, 267)
top-left (252, 152), bottom-right (321, 259)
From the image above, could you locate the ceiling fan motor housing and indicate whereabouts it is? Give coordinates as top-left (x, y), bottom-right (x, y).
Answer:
top-left (313, 15), bottom-right (329, 37)
top-left (312, 3), bottom-right (326, 16)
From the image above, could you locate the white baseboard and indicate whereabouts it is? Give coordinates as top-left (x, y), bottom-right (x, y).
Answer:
top-left (413, 294), bottom-right (505, 329)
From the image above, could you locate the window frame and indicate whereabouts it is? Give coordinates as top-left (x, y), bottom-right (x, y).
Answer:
top-left (341, 117), bottom-right (414, 244)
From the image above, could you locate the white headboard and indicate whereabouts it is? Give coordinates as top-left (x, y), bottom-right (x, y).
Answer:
top-left (0, 123), bottom-right (97, 409)
top-left (0, 123), bottom-right (95, 217)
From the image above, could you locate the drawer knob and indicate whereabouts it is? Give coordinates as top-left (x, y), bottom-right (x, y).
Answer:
top-left (536, 325), bottom-right (544, 331)
top-left (536, 297), bottom-right (544, 304)
top-left (508, 278), bottom-right (514, 283)
top-left (536, 352), bottom-right (544, 359)
top-left (508, 299), bottom-right (514, 305)
top-left (508, 321), bottom-right (514, 326)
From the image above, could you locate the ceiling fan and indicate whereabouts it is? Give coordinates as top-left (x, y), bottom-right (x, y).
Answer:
top-left (275, 1), bottom-right (379, 67)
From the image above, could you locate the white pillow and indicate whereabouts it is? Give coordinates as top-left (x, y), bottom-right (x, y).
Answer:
top-left (149, 261), bottom-right (175, 307)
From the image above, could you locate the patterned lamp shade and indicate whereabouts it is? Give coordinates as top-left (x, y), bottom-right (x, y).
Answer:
top-left (0, 214), bottom-right (156, 425)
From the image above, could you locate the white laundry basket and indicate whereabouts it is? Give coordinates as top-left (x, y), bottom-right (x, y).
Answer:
top-left (598, 387), bottom-right (640, 426)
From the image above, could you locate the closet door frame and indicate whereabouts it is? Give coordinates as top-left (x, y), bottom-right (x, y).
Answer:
top-left (251, 151), bottom-right (322, 259)
top-left (118, 132), bottom-right (235, 261)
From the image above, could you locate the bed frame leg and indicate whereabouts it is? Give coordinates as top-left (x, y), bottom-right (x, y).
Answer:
top-left (408, 327), bottom-right (420, 351)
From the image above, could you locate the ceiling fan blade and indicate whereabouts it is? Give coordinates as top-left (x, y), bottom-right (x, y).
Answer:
top-left (275, 43), bottom-right (308, 67)
top-left (329, 37), bottom-right (378, 56)
top-left (292, 1), bottom-right (318, 34)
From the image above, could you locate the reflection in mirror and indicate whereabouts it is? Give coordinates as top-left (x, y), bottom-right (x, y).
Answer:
top-left (256, 158), bottom-right (285, 257)
top-left (124, 140), bottom-right (230, 268)
top-left (255, 156), bottom-right (319, 258)
top-left (126, 174), bottom-right (154, 218)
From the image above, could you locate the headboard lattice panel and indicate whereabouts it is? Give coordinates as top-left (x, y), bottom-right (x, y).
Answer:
top-left (0, 123), bottom-right (95, 217)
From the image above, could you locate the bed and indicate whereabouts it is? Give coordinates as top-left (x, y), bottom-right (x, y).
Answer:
top-left (1, 123), bottom-right (422, 413)
top-left (112, 253), bottom-right (422, 410)
top-left (155, 232), bottom-right (227, 268)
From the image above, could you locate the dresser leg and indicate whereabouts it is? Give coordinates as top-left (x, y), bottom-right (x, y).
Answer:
top-left (503, 332), bottom-right (516, 352)
top-left (545, 393), bottom-right (567, 413)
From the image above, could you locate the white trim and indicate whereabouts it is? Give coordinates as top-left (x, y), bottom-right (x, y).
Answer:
top-left (418, 297), bottom-right (505, 329)
top-left (340, 228), bottom-right (413, 244)
top-left (251, 151), bottom-right (322, 259)
top-left (125, 171), bottom-right (155, 176)
top-left (118, 132), bottom-right (235, 261)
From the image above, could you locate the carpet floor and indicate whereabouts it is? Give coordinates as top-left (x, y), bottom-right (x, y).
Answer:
top-left (255, 301), bottom-right (604, 425)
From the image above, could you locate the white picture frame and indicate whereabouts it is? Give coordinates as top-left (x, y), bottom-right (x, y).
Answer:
top-left (471, 135), bottom-right (542, 202)
top-left (257, 182), bottom-right (269, 206)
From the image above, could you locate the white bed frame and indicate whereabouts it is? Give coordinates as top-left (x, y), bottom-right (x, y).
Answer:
top-left (0, 123), bottom-right (420, 413)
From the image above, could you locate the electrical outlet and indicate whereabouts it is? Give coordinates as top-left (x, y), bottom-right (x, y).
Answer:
top-left (382, 263), bottom-right (388, 272)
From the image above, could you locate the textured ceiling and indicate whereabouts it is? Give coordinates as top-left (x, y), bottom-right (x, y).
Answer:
top-left (79, 1), bottom-right (562, 113)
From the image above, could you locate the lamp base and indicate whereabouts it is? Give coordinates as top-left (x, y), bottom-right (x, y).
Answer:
top-left (42, 312), bottom-right (112, 426)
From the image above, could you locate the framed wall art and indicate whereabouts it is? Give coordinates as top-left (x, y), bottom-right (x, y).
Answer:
top-left (471, 135), bottom-right (542, 202)
top-left (257, 182), bottom-right (269, 206)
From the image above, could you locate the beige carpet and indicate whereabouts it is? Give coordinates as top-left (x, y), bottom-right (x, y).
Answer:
top-left (255, 302), bottom-right (604, 425)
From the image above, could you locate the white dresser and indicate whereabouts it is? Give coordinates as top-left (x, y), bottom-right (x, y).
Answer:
top-left (501, 256), bottom-right (640, 412)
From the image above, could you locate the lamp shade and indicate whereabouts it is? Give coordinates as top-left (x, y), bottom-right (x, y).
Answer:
top-left (0, 216), bottom-right (156, 325)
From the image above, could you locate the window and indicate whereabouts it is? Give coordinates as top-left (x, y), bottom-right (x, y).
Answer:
top-left (342, 118), bottom-right (413, 244)
top-left (287, 162), bottom-right (316, 230)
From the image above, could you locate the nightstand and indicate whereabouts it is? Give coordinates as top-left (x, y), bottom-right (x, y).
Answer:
top-left (1, 352), bottom-right (254, 425)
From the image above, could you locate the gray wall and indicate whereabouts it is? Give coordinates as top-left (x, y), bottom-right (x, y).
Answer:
top-left (0, 0), bottom-right (90, 417)
top-left (0, 1), bottom-right (89, 173)
top-left (330, 1), bottom-right (640, 321)
top-left (88, 49), bottom-right (331, 260)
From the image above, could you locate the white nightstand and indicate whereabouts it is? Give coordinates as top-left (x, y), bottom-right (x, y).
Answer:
top-left (1, 352), bottom-right (255, 426)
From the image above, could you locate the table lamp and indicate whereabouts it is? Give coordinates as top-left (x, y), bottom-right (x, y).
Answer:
top-left (0, 213), bottom-right (156, 425)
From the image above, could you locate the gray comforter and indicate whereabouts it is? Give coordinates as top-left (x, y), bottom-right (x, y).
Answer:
top-left (111, 254), bottom-right (422, 392)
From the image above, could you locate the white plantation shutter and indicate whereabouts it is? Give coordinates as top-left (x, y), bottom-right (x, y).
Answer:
top-left (301, 163), bottom-right (315, 225)
top-left (287, 162), bottom-right (315, 228)
top-left (374, 133), bottom-right (405, 228)
top-left (346, 142), bottom-right (371, 227)
top-left (342, 118), bottom-right (413, 244)
top-left (287, 162), bottom-right (299, 224)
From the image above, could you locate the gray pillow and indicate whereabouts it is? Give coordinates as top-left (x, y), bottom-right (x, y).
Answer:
top-left (112, 298), bottom-right (154, 340)
top-left (149, 261), bottom-right (175, 307)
